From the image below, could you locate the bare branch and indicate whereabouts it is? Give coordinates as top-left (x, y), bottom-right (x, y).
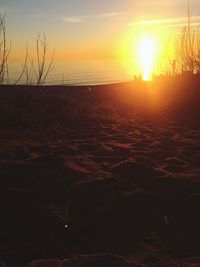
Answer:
top-left (0, 12), bottom-right (11, 84)
top-left (32, 33), bottom-right (55, 86)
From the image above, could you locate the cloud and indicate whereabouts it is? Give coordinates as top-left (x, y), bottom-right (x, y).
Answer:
top-left (98, 12), bottom-right (124, 18)
top-left (128, 16), bottom-right (200, 28)
top-left (61, 11), bottom-right (124, 23)
top-left (61, 16), bottom-right (82, 23)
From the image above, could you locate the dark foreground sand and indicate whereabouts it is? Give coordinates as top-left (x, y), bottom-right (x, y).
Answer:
top-left (0, 78), bottom-right (200, 267)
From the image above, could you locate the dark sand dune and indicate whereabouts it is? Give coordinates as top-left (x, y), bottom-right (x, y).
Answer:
top-left (0, 81), bottom-right (200, 266)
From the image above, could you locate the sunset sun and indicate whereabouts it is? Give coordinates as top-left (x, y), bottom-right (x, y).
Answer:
top-left (138, 36), bottom-right (158, 80)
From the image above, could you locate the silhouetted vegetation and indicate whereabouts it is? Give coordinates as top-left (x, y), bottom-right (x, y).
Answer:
top-left (171, 4), bottom-right (200, 75)
top-left (0, 13), bottom-right (11, 84)
top-left (31, 33), bottom-right (55, 86)
top-left (0, 13), bottom-right (54, 85)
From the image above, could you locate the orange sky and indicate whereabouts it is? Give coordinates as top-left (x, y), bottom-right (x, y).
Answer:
top-left (1, 0), bottom-right (200, 82)
top-left (2, 0), bottom-right (199, 61)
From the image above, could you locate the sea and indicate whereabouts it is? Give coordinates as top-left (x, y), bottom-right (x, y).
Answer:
top-left (7, 59), bottom-right (135, 86)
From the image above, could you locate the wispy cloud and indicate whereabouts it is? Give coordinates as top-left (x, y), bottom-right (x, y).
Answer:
top-left (61, 16), bottom-right (82, 23)
top-left (61, 11), bottom-right (124, 23)
top-left (128, 16), bottom-right (200, 28)
top-left (98, 12), bottom-right (124, 18)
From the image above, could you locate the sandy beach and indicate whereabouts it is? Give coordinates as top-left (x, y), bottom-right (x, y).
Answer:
top-left (0, 79), bottom-right (200, 267)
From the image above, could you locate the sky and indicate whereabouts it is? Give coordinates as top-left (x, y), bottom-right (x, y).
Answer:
top-left (1, 0), bottom-right (200, 60)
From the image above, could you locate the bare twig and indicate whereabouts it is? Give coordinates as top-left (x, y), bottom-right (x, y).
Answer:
top-left (14, 43), bottom-right (29, 84)
top-left (0, 13), bottom-right (11, 84)
top-left (32, 33), bottom-right (55, 86)
top-left (175, 2), bottom-right (200, 74)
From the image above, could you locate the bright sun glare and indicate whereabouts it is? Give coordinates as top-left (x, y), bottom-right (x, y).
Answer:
top-left (138, 36), bottom-right (158, 80)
